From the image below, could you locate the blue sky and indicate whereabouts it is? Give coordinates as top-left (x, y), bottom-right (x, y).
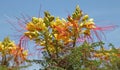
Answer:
top-left (0, 0), bottom-right (120, 69)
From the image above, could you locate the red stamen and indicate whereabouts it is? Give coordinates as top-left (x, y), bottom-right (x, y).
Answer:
top-left (18, 35), bottom-right (29, 48)
top-left (94, 25), bottom-right (117, 31)
top-left (92, 25), bottom-right (118, 41)
top-left (7, 20), bottom-right (24, 32)
top-left (93, 30), bottom-right (101, 41)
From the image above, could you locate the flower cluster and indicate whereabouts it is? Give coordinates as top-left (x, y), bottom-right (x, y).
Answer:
top-left (0, 37), bottom-right (28, 66)
top-left (93, 47), bottom-right (120, 61)
top-left (23, 5), bottom-right (99, 56)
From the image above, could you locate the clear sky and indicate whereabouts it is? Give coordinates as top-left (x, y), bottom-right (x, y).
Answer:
top-left (0, 0), bottom-right (120, 69)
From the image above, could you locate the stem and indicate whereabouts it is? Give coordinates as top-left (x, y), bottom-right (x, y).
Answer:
top-left (44, 32), bottom-right (51, 58)
top-left (72, 29), bottom-right (77, 47)
top-left (73, 36), bottom-right (76, 47)
top-left (1, 55), bottom-right (7, 66)
top-left (55, 40), bottom-right (59, 58)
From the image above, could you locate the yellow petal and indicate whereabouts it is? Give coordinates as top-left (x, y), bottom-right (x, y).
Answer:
top-left (26, 22), bottom-right (35, 31)
top-left (54, 34), bottom-right (58, 39)
top-left (23, 50), bottom-right (28, 56)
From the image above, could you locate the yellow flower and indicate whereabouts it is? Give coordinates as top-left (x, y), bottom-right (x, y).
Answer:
top-left (48, 34), bottom-right (53, 38)
top-left (64, 38), bottom-right (73, 45)
top-left (0, 44), bottom-right (4, 51)
top-left (40, 41), bottom-right (45, 46)
top-left (47, 45), bottom-right (61, 54)
top-left (55, 17), bottom-right (65, 25)
top-left (83, 29), bottom-right (91, 36)
top-left (50, 17), bottom-right (66, 27)
top-left (32, 17), bottom-right (39, 24)
top-left (35, 18), bottom-right (47, 31)
top-left (82, 15), bottom-right (89, 21)
top-left (104, 53), bottom-right (110, 57)
top-left (0, 42), bottom-right (2, 51)
top-left (36, 22), bottom-right (46, 31)
top-left (112, 53), bottom-right (117, 56)
top-left (23, 50), bottom-right (28, 56)
top-left (54, 33), bottom-right (58, 40)
top-left (84, 22), bottom-right (96, 29)
top-left (26, 22), bottom-right (36, 31)
top-left (26, 17), bottom-right (47, 32)
top-left (94, 53), bottom-right (104, 58)
top-left (48, 45), bottom-right (56, 53)
top-left (80, 18), bottom-right (96, 29)
top-left (24, 31), bottom-right (39, 40)
top-left (38, 18), bottom-right (44, 23)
